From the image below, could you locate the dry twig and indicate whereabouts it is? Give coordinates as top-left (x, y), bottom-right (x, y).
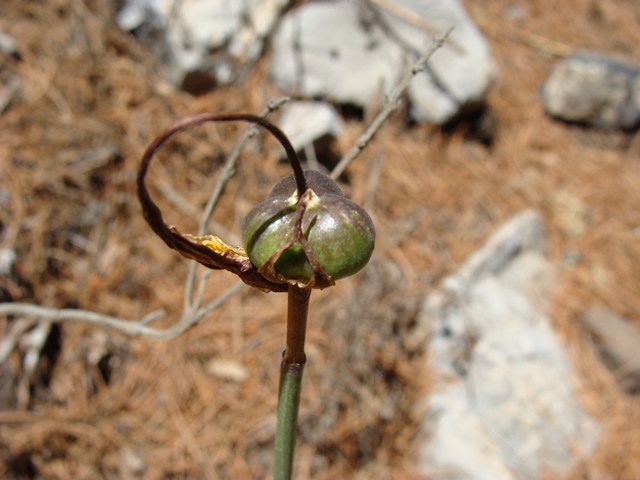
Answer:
top-left (330, 28), bottom-right (452, 180)
top-left (0, 282), bottom-right (243, 341)
top-left (366, 0), bottom-right (463, 52)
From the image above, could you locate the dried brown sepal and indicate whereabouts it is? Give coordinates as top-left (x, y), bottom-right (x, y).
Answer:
top-left (136, 113), bottom-right (297, 293)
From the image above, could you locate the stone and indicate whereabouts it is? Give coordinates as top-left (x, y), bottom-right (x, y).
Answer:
top-left (278, 101), bottom-right (343, 153)
top-left (116, 0), bottom-right (291, 93)
top-left (119, 447), bottom-right (146, 478)
top-left (580, 306), bottom-right (640, 394)
top-left (206, 359), bottom-right (249, 383)
top-left (270, 1), bottom-right (405, 109)
top-left (417, 210), bottom-right (600, 479)
top-left (270, 0), bottom-right (497, 124)
top-left (372, 0), bottom-right (498, 124)
top-left (0, 248), bottom-right (17, 276)
top-left (277, 101), bottom-right (344, 171)
top-left (0, 31), bottom-right (18, 57)
top-left (541, 53), bottom-right (640, 130)
top-left (441, 209), bottom-right (547, 295)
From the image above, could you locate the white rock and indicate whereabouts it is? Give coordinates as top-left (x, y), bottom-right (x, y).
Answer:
top-left (580, 306), bottom-right (640, 393)
top-left (373, 0), bottom-right (498, 123)
top-left (115, 0), bottom-right (158, 31)
top-left (119, 447), bottom-right (146, 477)
top-left (0, 31), bottom-right (17, 57)
top-left (117, 0), bottom-right (291, 90)
top-left (441, 209), bottom-right (547, 295)
top-left (278, 101), bottom-right (343, 152)
top-left (271, 1), bottom-right (405, 107)
top-left (206, 359), bottom-right (249, 383)
top-left (270, 0), bottom-right (497, 124)
top-left (417, 210), bottom-right (600, 479)
top-left (0, 248), bottom-right (17, 276)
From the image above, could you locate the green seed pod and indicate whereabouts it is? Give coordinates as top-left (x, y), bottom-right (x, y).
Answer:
top-left (242, 170), bottom-right (375, 287)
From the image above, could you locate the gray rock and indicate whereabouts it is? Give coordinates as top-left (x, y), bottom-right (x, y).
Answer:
top-left (0, 248), bottom-right (17, 277)
top-left (0, 31), bottom-right (17, 57)
top-left (417, 210), bottom-right (600, 479)
top-left (117, 0), bottom-right (291, 92)
top-left (441, 210), bottom-right (547, 296)
top-left (278, 101), bottom-right (344, 153)
top-left (270, 0), bottom-right (497, 124)
top-left (541, 53), bottom-right (640, 130)
top-left (278, 101), bottom-right (344, 172)
top-left (270, 1), bottom-right (406, 108)
top-left (372, 0), bottom-right (498, 124)
top-left (580, 306), bottom-right (640, 394)
top-left (119, 447), bottom-right (146, 478)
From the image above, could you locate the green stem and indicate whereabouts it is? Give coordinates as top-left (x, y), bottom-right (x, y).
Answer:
top-left (274, 285), bottom-right (311, 480)
top-left (274, 360), bottom-right (304, 480)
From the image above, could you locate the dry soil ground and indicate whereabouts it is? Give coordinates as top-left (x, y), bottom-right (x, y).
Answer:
top-left (1, 0), bottom-right (640, 479)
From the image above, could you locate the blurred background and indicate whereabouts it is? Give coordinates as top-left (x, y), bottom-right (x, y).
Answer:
top-left (1, 0), bottom-right (639, 478)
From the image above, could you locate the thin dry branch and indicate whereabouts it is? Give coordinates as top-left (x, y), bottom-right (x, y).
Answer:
top-left (367, 0), bottom-right (463, 52)
top-left (330, 28), bottom-right (452, 180)
top-left (0, 282), bottom-right (244, 341)
top-left (0, 317), bottom-right (37, 363)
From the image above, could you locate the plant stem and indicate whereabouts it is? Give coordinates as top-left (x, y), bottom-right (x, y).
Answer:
top-left (274, 359), bottom-right (304, 480)
top-left (274, 285), bottom-right (311, 480)
top-left (284, 285), bottom-right (310, 365)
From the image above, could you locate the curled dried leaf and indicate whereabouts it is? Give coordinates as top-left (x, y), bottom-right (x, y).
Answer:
top-left (137, 114), bottom-right (292, 292)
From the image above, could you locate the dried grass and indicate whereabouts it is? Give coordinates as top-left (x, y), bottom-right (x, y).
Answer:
top-left (1, 0), bottom-right (640, 478)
